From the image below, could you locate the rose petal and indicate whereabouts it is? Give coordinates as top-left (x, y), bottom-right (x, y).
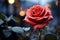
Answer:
top-left (24, 4), bottom-right (53, 30)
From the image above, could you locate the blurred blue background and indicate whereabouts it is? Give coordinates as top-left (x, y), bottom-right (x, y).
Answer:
top-left (0, 0), bottom-right (60, 40)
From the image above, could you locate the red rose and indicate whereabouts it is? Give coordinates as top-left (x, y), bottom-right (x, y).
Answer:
top-left (24, 5), bottom-right (53, 30)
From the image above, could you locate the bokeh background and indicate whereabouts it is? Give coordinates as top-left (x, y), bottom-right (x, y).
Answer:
top-left (0, 0), bottom-right (59, 40)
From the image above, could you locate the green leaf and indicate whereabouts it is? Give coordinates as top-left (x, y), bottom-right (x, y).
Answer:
top-left (0, 14), bottom-right (5, 20)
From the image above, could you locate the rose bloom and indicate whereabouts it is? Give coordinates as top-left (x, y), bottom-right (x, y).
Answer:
top-left (24, 5), bottom-right (53, 30)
